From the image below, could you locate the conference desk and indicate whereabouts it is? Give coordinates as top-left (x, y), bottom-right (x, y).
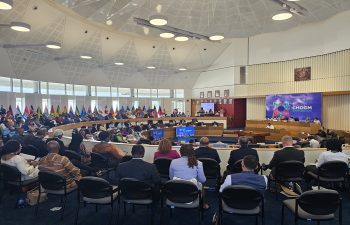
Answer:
top-left (233, 131), bottom-right (270, 143)
top-left (245, 120), bottom-right (322, 142)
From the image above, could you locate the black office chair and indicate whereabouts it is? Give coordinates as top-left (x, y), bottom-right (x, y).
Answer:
top-left (198, 158), bottom-right (221, 192)
top-left (197, 122), bottom-right (202, 126)
top-left (282, 190), bottom-right (342, 225)
top-left (154, 158), bottom-right (172, 179)
top-left (65, 150), bottom-right (82, 162)
top-left (75, 177), bottom-right (119, 225)
top-left (35, 171), bottom-right (78, 220)
top-left (148, 120), bottom-right (153, 125)
top-left (161, 180), bottom-right (203, 225)
top-left (0, 164), bottom-right (38, 208)
top-left (164, 123), bottom-right (171, 127)
top-left (120, 155), bottom-right (133, 163)
top-left (169, 120), bottom-right (174, 123)
top-left (138, 139), bottom-right (151, 145)
top-left (339, 136), bottom-right (345, 144)
top-left (230, 159), bottom-right (261, 175)
top-left (114, 122), bottom-right (119, 127)
top-left (158, 120), bottom-right (163, 124)
top-left (248, 144), bottom-right (260, 148)
top-left (90, 152), bottom-right (117, 179)
top-left (220, 185), bottom-right (264, 225)
top-left (268, 161), bottom-right (305, 200)
top-left (151, 124), bottom-right (158, 129)
top-left (307, 161), bottom-right (348, 190)
top-left (27, 144), bottom-right (41, 157)
top-left (142, 125), bottom-right (148, 130)
top-left (301, 142), bottom-right (311, 148)
top-left (118, 178), bottom-right (155, 225)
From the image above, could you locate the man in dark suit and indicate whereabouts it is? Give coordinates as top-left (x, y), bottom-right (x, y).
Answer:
top-left (115, 145), bottom-right (162, 200)
top-left (124, 120), bottom-right (131, 127)
top-left (45, 129), bottom-right (67, 156)
top-left (266, 135), bottom-right (305, 177)
top-left (28, 129), bottom-right (48, 157)
top-left (194, 137), bottom-right (221, 163)
top-left (43, 116), bottom-right (55, 128)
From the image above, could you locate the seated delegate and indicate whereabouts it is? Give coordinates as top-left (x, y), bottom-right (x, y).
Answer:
top-left (153, 139), bottom-right (180, 161)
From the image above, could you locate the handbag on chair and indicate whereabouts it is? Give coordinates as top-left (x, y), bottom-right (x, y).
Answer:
top-left (26, 187), bottom-right (48, 206)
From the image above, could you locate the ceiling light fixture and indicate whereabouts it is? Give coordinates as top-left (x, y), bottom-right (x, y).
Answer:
top-left (209, 33), bottom-right (225, 41)
top-left (270, 0), bottom-right (308, 17)
top-left (160, 32), bottom-right (174, 38)
top-left (175, 36), bottom-right (189, 42)
top-left (0, 0), bottom-right (13, 10)
top-left (147, 64), bottom-right (156, 69)
top-left (3, 42), bottom-right (61, 49)
top-left (272, 9), bottom-right (293, 20)
top-left (54, 53), bottom-right (92, 61)
top-left (149, 15), bottom-right (168, 26)
top-left (114, 60), bottom-right (124, 65)
top-left (0, 22), bottom-right (31, 32)
top-left (178, 67), bottom-right (187, 71)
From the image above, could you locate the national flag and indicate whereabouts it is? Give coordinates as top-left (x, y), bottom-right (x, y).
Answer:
top-left (75, 105), bottom-right (80, 116)
top-left (126, 106), bottom-right (130, 111)
top-left (36, 105), bottom-right (42, 120)
top-left (81, 105), bottom-right (86, 117)
top-left (109, 106), bottom-right (114, 115)
top-left (131, 105), bottom-right (135, 113)
top-left (87, 105), bottom-right (92, 115)
top-left (56, 105), bottom-right (62, 117)
top-left (154, 105), bottom-right (156, 111)
top-left (24, 105), bottom-right (29, 117)
top-left (63, 106), bottom-right (67, 116)
top-left (50, 105), bottom-right (55, 117)
top-left (30, 105), bottom-right (35, 117)
top-left (44, 105), bottom-right (49, 116)
top-left (158, 106), bottom-right (162, 116)
top-left (142, 105), bottom-right (147, 116)
top-left (104, 105), bottom-right (108, 115)
top-left (17, 105), bottom-right (26, 120)
top-left (121, 106), bottom-right (124, 112)
top-left (94, 105), bottom-right (98, 115)
top-left (8, 105), bottom-right (14, 117)
top-left (69, 106), bottom-right (75, 116)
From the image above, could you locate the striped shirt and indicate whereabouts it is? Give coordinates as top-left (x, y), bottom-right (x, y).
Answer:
top-left (38, 153), bottom-right (81, 188)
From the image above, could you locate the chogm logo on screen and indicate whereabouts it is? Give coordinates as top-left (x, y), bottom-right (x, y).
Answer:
top-left (272, 101), bottom-right (290, 117)
top-left (292, 105), bottom-right (313, 112)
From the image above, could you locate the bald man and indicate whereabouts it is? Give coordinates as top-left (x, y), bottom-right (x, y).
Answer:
top-left (194, 137), bottom-right (221, 163)
top-left (38, 141), bottom-right (81, 188)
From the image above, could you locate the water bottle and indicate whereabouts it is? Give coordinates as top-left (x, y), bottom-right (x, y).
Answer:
top-left (289, 182), bottom-right (294, 191)
top-left (18, 198), bottom-right (25, 209)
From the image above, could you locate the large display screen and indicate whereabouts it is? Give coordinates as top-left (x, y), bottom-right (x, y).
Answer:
top-left (176, 127), bottom-right (195, 137)
top-left (150, 129), bottom-right (164, 141)
top-left (201, 103), bottom-right (214, 112)
top-left (266, 93), bottom-right (322, 121)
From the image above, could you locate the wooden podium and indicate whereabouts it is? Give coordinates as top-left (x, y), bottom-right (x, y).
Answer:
top-left (234, 130), bottom-right (270, 143)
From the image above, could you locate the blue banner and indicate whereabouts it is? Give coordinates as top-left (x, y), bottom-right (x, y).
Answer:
top-left (266, 93), bottom-right (322, 122)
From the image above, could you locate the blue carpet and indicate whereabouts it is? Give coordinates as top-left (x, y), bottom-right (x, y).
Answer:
top-left (0, 177), bottom-right (348, 225)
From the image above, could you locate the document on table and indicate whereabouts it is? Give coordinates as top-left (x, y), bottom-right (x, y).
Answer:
top-left (19, 153), bottom-right (35, 160)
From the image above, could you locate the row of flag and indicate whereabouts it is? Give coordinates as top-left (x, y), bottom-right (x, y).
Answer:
top-left (10, 104), bottom-right (163, 121)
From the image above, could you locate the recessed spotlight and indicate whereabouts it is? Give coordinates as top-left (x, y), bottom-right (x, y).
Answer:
top-left (106, 37), bottom-right (109, 40)
top-left (0, 0), bottom-right (13, 10)
top-left (209, 33), bottom-right (224, 41)
top-left (80, 53), bottom-right (92, 59)
top-left (46, 42), bottom-right (61, 49)
top-left (114, 60), bottom-right (124, 66)
top-left (175, 36), bottom-right (189, 42)
top-left (149, 15), bottom-right (168, 26)
top-left (178, 67), bottom-right (187, 71)
top-left (272, 9), bottom-right (293, 20)
top-left (10, 22), bottom-right (31, 32)
top-left (84, 30), bottom-right (88, 33)
top-left (160, 32), bottom-right (174, 38)
top-left (147, 65), bottom-right (156, 69)
top-left (106, 20), bottom-right (112, 25)
top-left (32, 6), bottom-right (38, 10)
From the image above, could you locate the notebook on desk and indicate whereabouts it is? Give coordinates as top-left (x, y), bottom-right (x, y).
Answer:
top-left (19, 153), bottom-right (35, 160)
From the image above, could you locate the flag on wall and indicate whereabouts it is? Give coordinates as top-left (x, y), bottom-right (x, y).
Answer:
top-left (8, 105), bottom-right (14, 118)
top-left (63, 106), bottom-right (67, 116)
top-left (126, 106), bottom-right (130, 111)
top-left (30, 105), bottom-right (35, 117)
top-left (69, 106), bottom-right (75, 116)
top-left (17, 105), bottom-right (26, 120)
top-left (104, 105), bottom-right (108, 115)
top-left (158, 106), bottom-right (162, 116)
top-left (75, 105), bottom-right (80, 116)
top-left (50, 105), bottom-right (55, 117)
top-left (81, 105), bottom-right (86, 117)
top-left (56, 105), bottom-right (62, 117)
top-left (37, 105), bottom-right (42, 120)
top-left (87, 105), bottom-right (92, 115)
top-left (142, 105), bottom-right (147, 115)
top-left (24, 105), bottom-right (29, 117)
top-left (131, 105), bottom-right (135, 113)
top-left (121, 106), bottom-right (124, 112)
top-left (93, 105), bottom-right (98, 115)
top-left (109, 106), bottom-right (114, 115)
top-left (44, 105), bottom-right (49, 116)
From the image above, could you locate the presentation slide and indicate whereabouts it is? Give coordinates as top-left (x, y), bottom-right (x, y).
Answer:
top-left (176, 127), bottom-right (195, 137)
top-left (201, 103), bottom-right (214, 112)
top-left (150, 129), bottom-right (164, 141)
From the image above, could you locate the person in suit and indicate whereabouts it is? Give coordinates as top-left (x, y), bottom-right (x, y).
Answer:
top-left (264, 135), bottom-right (305, 177)
top-left (27, 129), bottom-right (48, 157)
top-left (115, 144), bottom-right (162, 201)
top-left (91, 124), bottom-right (97, 134)
top-left (43, 116), bottom-right (55, 128)
top-left (45, 129), bottom-right (66, 156)
top-left (221, 136), bottom-right (259, 182)
top-left (194, 137), bottom-right (221, 163)
top-left (124, 120), bottom-right (131, 127)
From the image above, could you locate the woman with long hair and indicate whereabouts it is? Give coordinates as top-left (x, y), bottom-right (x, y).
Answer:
top-left (169, 144), bottom-right (209, 209)
top-left (68, 133), bottom-right (91, 164)
top-left (1, 140), bottom-right (39, 180)
top-left (153, 139), bottom-right (180, 161)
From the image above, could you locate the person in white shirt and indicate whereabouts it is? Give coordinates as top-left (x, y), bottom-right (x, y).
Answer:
top-left (314, 117), bottom-right (321, 124)
top-left (304, 138), bottom-right (348, 185)
top-left (308, 136), bottom-right (320, 148)
top-left (264, 116), bottom-right (269, 121)
top-left (266, 123), bottom-right (275, 129)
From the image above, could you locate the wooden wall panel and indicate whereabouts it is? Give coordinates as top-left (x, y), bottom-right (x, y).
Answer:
top-left (246, 98), bottom-right (265, 120)
top-left (322, 94), bottom-right (350, 131)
